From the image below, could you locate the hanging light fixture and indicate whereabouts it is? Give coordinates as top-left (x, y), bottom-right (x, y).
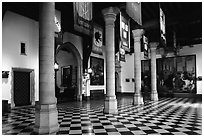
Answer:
top-left (87, 68), bottom-right (93, 74)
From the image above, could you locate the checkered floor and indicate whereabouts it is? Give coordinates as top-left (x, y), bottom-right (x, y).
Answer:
top-left (2, 95), bottom-right (202, 135)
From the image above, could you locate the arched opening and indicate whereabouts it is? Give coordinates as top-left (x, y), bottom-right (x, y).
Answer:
top-left (56, 42), bottom-right (82, 102)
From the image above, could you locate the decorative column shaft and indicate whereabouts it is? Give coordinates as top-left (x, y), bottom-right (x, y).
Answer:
top-left (102, 7), bottom-right (119, 114)
top-left (34, 2), bottom-right (59, 134)
top-left (118, 67), bottom-right (122, 93)
top-left (150, 42), bottom-right (159, 101)
top-left (132, 29), bottom-right (144, 105)
top-left (77, 63), bottom-right (83, 101)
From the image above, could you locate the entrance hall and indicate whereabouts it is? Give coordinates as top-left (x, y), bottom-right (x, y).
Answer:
top-left (2, 2), bottom-right (202, 135)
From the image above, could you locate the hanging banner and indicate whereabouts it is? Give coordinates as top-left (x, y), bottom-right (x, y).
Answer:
top-left (119, 42), bottom-right (126, 62)
top-left (120, 12), bottom-right (130, 52)
top-left (126, 2), bottom-right (142, 25)
top-left (143, 35), bottom-right (149, 59)
top-left (54, 10), bottom-right (62, 51)
top-left (54, 10), bottom-right (61, 33)
top-left (160, 7), bottom-right (166, 47)
top-left (92, 24), bottom-right (103, 55)
top-left (73, 2), bottom-right (92, 35)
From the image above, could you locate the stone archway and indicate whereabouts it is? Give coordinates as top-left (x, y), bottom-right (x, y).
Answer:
top-left (56, 42), bottom-right (83, 101)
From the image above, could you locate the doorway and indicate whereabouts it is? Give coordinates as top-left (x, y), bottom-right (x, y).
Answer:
top-left (62, 65), bottom-right (72, 87)
top-left (13, 71), bottom-right (31, 106)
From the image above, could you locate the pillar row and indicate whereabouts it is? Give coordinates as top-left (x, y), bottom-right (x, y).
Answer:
top-left (34, 2), bottom-right (59, 134)
top-left (132, 29), bottom-right (144, 105)
top-left (150, 42), bottom-right (159, 101)
top-left (102, 7), bottom-right (119, 114)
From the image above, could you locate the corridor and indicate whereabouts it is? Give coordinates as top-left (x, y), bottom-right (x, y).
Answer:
top-left (2, 95), bottom-right (202, 135)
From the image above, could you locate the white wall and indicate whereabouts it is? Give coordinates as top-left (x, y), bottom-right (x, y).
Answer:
top-left (121, 54), bottom-right (137, 93)
top-left (2, 11), bottom-right (39, 102)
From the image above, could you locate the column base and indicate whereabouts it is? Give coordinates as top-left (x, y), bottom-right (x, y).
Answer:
top-left (151, 90), bottom-right (158, 101)
top-left (104, 96), bottom-right (118, 114)
top-left (133, 93), bottom-right (144, 105)
top-left (77, 95), bottom-right (82, 101)
top-left (83, 96), bottom-right (90, 101)
top-left (34, 102), bottom-right (59, 134)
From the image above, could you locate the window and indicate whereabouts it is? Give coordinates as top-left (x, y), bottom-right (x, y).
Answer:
top-left (20, 42), bottom-right (26, 55)
top-left (132, 78), bottom-right (135, 82)
top-left (125, 78), bottom-right (130, 82)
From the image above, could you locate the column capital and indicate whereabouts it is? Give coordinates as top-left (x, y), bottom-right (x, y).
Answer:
top-left (102, 7), bottom-right (120, 23)
top-left (132, 29), bottom-right (145, 39)
top-left (150, 42), bottom-right (159, 49)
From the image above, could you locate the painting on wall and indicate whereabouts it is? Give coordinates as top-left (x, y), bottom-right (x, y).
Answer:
top-left (143, 55), bottom-right (196, 94)
top-left (157, 55), bottom-right (196, 93)
top-left (90, 56), bottom-right (104, 85)
top-left (174, 55), bottom-right (196, 93)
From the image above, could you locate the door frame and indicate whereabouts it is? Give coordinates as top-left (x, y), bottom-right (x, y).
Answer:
top-left (11, 68), bottom-right (35, 108)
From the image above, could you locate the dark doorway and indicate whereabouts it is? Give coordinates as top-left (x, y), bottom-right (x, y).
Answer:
top-left (14, 71), bottom-right (31, 106)
top-left (62, 65), bottom-right (72, 87)
top-left (61, 65), bottom-right (76, 101)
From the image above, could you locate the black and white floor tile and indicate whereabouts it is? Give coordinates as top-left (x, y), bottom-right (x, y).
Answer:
top-left (2, 95), bottom-right (202, 135)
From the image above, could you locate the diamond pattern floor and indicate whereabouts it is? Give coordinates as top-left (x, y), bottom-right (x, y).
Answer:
top-left (2, 95), bottom-right (202, 135)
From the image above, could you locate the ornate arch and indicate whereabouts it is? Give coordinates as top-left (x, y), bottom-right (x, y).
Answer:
top-left (56, 42), bottom-right (83, 101)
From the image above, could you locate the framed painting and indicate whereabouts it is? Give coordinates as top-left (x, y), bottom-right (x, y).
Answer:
top-left (90, 56), bottom-right (104, 85)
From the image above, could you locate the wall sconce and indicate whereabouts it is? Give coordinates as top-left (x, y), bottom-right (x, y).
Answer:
top-left (83, 68), bottom-right (93, 80)
top-left (84, 68), bottom-right (93, 77)
top-left (87, 68), bottom-right (93, 74)
top-left (54, 62), bottom-right (59, 71)
top-left (197, 76), bottom-right (202, 81)
top-left (2, 71), bottom-right (9, 78)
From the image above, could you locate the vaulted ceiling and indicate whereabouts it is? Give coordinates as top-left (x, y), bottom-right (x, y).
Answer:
top-left (2, 2), bottom-right (202, 48)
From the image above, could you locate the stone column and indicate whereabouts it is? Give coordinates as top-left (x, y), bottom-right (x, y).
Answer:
top-left (77, 63), bottom-right (83, 101)
top-left (150, 42), bottom-right (159, 101)
top-left (132, 29), bottom-right (144, 105)
top-left (34, 2), bottom-right (59, 134)
top-left (118, 67), bottom-right (122, 93)
top-left (102, 7), bottom-right (119, 114)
